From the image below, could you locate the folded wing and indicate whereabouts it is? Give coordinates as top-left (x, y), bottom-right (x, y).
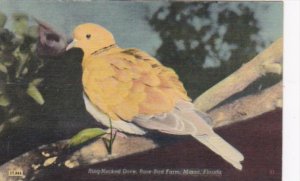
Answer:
top-left (82, 48), bottom-right (190, 121)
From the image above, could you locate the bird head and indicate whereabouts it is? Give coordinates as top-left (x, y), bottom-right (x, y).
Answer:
top-left (66, 23), bottom-right (116, 58)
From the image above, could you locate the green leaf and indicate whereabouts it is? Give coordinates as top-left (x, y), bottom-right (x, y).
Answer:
top-left (21, 67), bottom-right (28, 75)
top-left (0, 94), bottom-right (10, 107)
top-left (0, 11), bottom-right (7, 28)
top-left (31, 78), bottom-right (44, 86)
top-left (13, 47), bottom-right (29, 78)
top-left (12, 13), bottom-right (29, 36)
top-left (0, 63), bottom-right (7, 74)
top-left (69, 128), bottom-right (106, 147)
top-left (9, 116), bottom-right (22, 123)
top-left (26, 83), bottom-right (44, 105)
top-left (27, 25), bottom-right (39, 39)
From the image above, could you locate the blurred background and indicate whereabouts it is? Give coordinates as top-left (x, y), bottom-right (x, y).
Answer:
top-left (0, 1), bottom-right (282, 165)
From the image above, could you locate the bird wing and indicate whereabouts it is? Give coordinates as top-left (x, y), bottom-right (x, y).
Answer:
top-left (82, 48), bottom-right (190, 121)
top-left (133, 100), bottom-right (213, 136)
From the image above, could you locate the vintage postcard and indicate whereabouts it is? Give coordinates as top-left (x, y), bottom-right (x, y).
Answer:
top-left (0, 0), bottom-right (283, 180)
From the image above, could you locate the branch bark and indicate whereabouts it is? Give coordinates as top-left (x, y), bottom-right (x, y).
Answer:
top-left (194, 38), bottom-right (283, 112)
top-left (0, 136), bottom-right (157, 181)
top-left (208, 81), bottom-right (282, 127)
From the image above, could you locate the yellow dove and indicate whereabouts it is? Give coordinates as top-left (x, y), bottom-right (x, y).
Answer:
top-left (66, 23), bottom-right (244, 170)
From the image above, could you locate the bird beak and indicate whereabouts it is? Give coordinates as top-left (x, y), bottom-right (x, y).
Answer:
top-left (66, 39), bottom-right (78, 51)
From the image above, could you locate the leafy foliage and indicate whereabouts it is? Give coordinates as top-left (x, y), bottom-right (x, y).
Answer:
top-left (0, 11), bottom-right (97, 165)
top-left (149, 2), bottom-right (267, 98)
top-left (0, 12), bottom-right (44, 133)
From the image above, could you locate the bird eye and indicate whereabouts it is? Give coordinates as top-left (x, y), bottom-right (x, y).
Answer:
top-left (86, 34), bottom-right (91, 39)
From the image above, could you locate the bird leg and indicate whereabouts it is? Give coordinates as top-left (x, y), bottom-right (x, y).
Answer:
top-left (102, 118), bottom-right (127, 154)
top-left (105, 128), bottom-right (128, 139)
top-left (102, 118), bottom-right (115, 154)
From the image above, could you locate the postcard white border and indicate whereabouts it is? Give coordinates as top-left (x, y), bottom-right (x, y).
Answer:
top-left (283, 1), bottom-right (300, 181)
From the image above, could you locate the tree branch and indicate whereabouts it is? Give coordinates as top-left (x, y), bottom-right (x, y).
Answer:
top-left (208, 81), bottom-right (282, 127)
top-left (194, 38), bottom-right (283, 112)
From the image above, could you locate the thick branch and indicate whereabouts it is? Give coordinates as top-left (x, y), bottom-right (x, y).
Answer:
top-left (0, 136), bottom-right (156, 181)
top-left (194, 38), bottom-right (283, 112)
top-left (208, 81), bottom-right (282, 127)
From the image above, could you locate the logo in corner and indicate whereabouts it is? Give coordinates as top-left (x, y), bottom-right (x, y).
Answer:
top-left (8, 168), bottom-right (24, 177)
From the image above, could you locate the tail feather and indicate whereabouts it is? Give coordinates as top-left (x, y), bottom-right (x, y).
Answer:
top-left (193, 133), bottom-right (244, 170)
top-left (134, 100), bottom-right (244, 170)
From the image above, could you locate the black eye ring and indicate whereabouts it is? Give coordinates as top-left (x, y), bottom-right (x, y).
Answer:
top-left (86, 34), bottom-right (91, 39)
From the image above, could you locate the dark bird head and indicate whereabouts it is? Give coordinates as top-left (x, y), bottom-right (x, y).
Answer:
top-left (35, 18), bottom-right (68, 57)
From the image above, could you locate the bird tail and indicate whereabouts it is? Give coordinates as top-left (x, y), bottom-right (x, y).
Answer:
top-left (193, 133), bottom-right (244, 170)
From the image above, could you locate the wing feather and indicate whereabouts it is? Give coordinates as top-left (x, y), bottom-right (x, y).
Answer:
top-left (82, 48), bottom-right (190, 121)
